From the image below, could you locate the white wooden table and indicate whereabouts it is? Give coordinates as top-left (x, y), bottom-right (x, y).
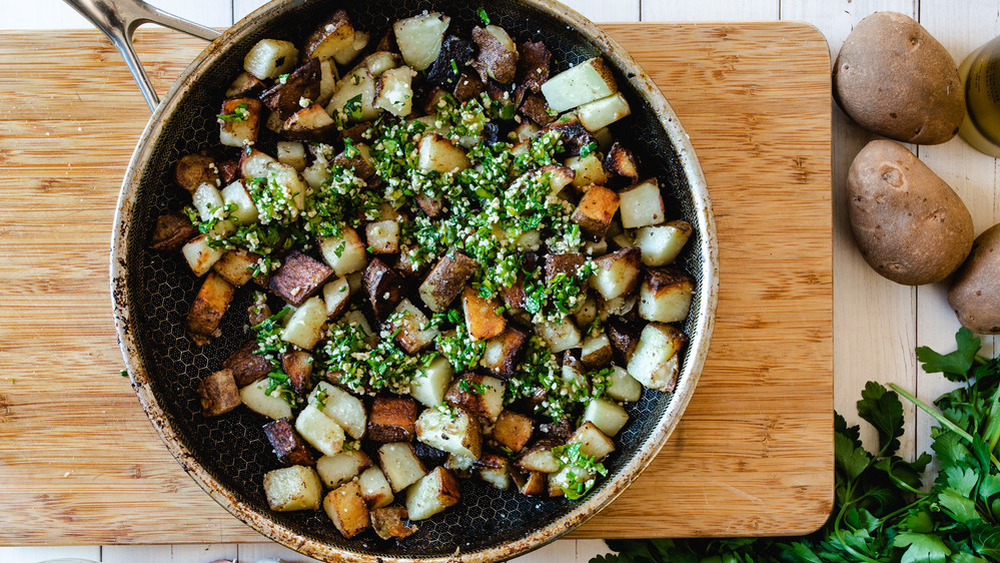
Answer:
top-left (2, 0), bottom-right (998, 561)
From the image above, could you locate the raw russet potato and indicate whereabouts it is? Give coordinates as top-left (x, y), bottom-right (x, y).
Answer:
top-left (833, 11), bottom-right (964, 145)
top-left (948, 224), bottom-right (1000, 334)
top-left (847, 140), bottom-right (973, 285)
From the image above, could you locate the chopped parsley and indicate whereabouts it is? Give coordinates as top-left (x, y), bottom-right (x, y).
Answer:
top-left (217, 102), bottom-right (249, 122)
top-left (578, 141), bottom-right (597, 159)
top-left (477, 6), bottom-right (491, 25)
top-left (552, 442), bottom-right (608, 499)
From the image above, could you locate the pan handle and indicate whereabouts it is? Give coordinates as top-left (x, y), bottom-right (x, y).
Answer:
top-left (63, 0), bottom-right (221, 112)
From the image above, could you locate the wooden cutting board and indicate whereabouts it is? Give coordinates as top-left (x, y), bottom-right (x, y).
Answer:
top-left (0, 22), bottom-right (832, 543)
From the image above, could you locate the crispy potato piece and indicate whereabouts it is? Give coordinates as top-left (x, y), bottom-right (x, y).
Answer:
top-left (368, 396), bottom-right (419, 442)
top-left (627, 322), bottom-right (687, 392)
top-left (406, 466), bottom-right (461, 521)
top-left (580, 331), bottom-right (613, 368)
top-left (281, 104), bottom-right (337, 141)
top-left (262, 417), bottom-right (317, 466)
top-left (544, 118), bottom-right (597, 156)
top-left (218, 97), bottom-right (263, 147)
top-left (363, 257), bottom-right (405, 320)
top-left (281, 350), bottom-right (314, 397)
top-left (260, 58), bottom-right (321, 120)
top-left (225, 71), bottom-right (266, 98)
top-left (393, 12), bottom-right (451, 71)
top-left (639, 268), bottom-right (695, 323)
top-left (517, 41), bottom-right (551, 93)
top-left (186, 272), bottom-right (235, 345)
top-left (303, 9), bottom-right (355, 61)
top-left (416, 406), bottom-right (482, 459)
top-left (444, 374), bottom-right (505, 421)
top-left (174, 152), bottom-right (219, 195)
top-left (604, 141), bottom-right (639, 183)
top-left (378, 442), bottom-right (427, 492)
top-left (390, 298), bottom-right (440, 354)
top-left (197, 369), bottom-right (241, 417)
top-left (520, 93), bottom-right (555, 126)
top-left (544, 253), bottom-right (586, 283)
top-left (480, 325), bottom-right (529, 379)
top-left (572, 185), bottom-right (621, 242)
top-left (323, 480), bottom-right (370, 539)
top-left (426, 35), bottom-right (475, 89)
top-left (211, 249), bottom-right (259, 287)
top-left (461, 286), bottom-right (506, 341)
top-left (316, 450), bottom-right (372, 489)
top-left (418, 133), bottom-right (471, 173)
top-left (606, 316), bottom-right (642, 365)
top-left (333, 143), bottom-right (376, 180)
top-left (453, 70), bottom-right (485, 101)
top-left (590, 247), bottom-right (642, 300)
top-left (358, 466), bottom-right (394, 509)
top-left (419, 251), bottom-right (478, 313)
top-left (491, 410), bottom-right (534, 454)
top-left (472, 25), bottom-right (518, 84)
top-left (371, 506), bottom-right (417, 540)
top-left (263, 465), bottom-right (322, 511)
top-left (149, 212), bottom-right (198, 252)
top-left (477, 451), bottom-right (511, 490)
top-left (269, 250), bottom-right (333, 306)
top-left (619, 179), bottom-right (666, 229)
top-left (244, 39), bottom-right (299, 80)
top-left (365, 220), bottom-right (400, 255)
top-left (513, 469), bottom-right (547, 496)
top-left (223, 340), bottom-right (272, 387)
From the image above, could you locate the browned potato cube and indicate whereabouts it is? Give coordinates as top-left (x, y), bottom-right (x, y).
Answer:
top-left (520, 94), bottom-right (555, 126)
top-left (174, 152), bottom-right (219, 195)
top-left (590, 247), bottom-right (642, 300)
top-left (499, 275), bottom-right (527, 313)
top-left (365, 220), bottom-right (400, 255)
top-left (638, 268), bottom-right (695, 323)
top-left (606, 317), bottom-right (642, 365)
top-left (281, 104), bottom-right (337, 141)
top-left (260, 59), bottom-right (321, 120)
top-left (225, 71), bottom-right (266, 98)
top-left (544, 118), bottom-right (596, 156)
top-left (333, 143), bottom-right (376, 180)
top-left (390, 299), bottom-right (439, 354)
top-left (480, 325), bottom-right (529, 378)
top-left (517, 441), bottom-right (561, 473)
top-left (477, 452), bottom-right (511, 490)
top-left (453, 70), bottom-right (485, 101)
top-left (363, 258), bottom-right (405, 320)
top-left (212, 249), bottom-right (260, 287)
top-left (444, 374), bottom-right (505, 421)
top-left (461, 286), bottom-right (506, 341)
top-left (223, 340), bottom-right (272, 387)
top-left (580, 331), bottom-right (613, 368)
top-left (281, 350), bottom-right (314, 397)
top-left (218, 97), bottom-right (263, 148)
top-left (367, 396), bottom-right (419, 442)
top-left (304, 9), bottom-right (355, 61)
top-left (544, 253), bottom-right (586, 283)
top-left (371, 505), bottom-right (417, 540)
top-left (197, 369), bottom-right (241, 417)
top-left (323, 480), bottom-right (370, 539)
top-left (491, 410), bottom-right (534, 454)
top-left (572, 185), bottom-right (621, 241)
top-left (405, 466), bottom-right (461, 520)
top-left (186, 272), bottom-right (235, 346)
top-left (269, 250), bottom-right (334, 306)
top-left (418, 251), bottom-right (478, 313)
top-left (149, 212), bottom-right (198, 252)
top-left (604, 141), bottom-right (639, 182)
top-left (514, 470), bottom-right (546, 496)
top-left (415, 193), bottom-right (444, 217)
top-left (472, 25), bottom-right (518, 84)
top-left (517, 40), bottom-right (551, 93)
top-left (262, 417), bottom-right (317, 466)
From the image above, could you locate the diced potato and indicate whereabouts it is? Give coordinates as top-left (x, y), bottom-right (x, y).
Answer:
top-left (341, 309), bottom-right (375, 346)
top-left (419, 251), bottom-right (478, 313)
top-left (335, 31), bottom-right (370, 66)
top-left (549, 464), bottom-right (595, 498)
top-left (150, 212), bottom-right (198, 252)
top-left (303, 10), bottom-right (355, 61)
top-left (367, 396), bottom-right (419, 442)
top-left (491, 410), bottom-right (535, 454)
top-left (638, 268), bottom-right (695, 323)
top-left (390, 298), bottom-right (439, 354)
top-left (371, 505), bottom-right (417, 540)
top-left (280, 350), bottom-right (313, 397)
top-left (541, 57), bottom-right (618, 112)
top-left (244, 38), bottom-right (299, 80)
top-left (295, 402), bottom-right (345, 457)
top-left (263, 161), bottom-right (308, 213)
top-left (619, 179), bottom-right (666, 229)
top-left (310, 381), bottom-right (367, 439)
top-left (316, 450), bottom-right (372, 489)
top-left (415, 407), bottom-right (482, 459)
top-left (444, 374), bottom-right (505, 421)
top-left (282, 104), bottom-right (337, 141)
top-left (362, 257), bottom-right (405, 320)
top-left (418, 133), bottom-right (471, 173)
top-left (393, 12), bottom-right (451, 71)
top-left (597, 293), bottom-right (637, 320)
top-left (536, 318), bottom-right (581, 353)
top-left (280, 296), bottom-right (327, 350)
top-left (225, 71), bottom-right (265, 98)
top-left (582, 398), bottom-right (629, 437)
top-left (318, 227), bottom-right (368, 276)
top-left (580, 331), bottom-right (613, 368)
top-left (627, 323), bottom-right (686, 392)
top-left (514, 470), bottom-right (547, 496)
top-left (634, 220), bottom-right (693, 267)
top-left (590, 247), bottom-right (642, 300)
top-left (186, 272), bottom-right (235, 345)
top-left (573, 293), bottom-right (598, 328)
top-left (410, 355), bottom-right (454, 407)
top-left (568, 421), bottom-right (616, 460)
top-left (174, 152), bottom-right (219, 194)
top-left (316, 59), bottom-right (339, 107)
top-left (359, 466), bottom-right (394, 509)
top-left (577, 92), bottom-right (631, 131)
top-left (606, 317), bottom-right (641, 365)
top-left (605, 365), bottom-right (642, 402)
top-left (604, 141), bottom-right (639, 182)
top-left (323, 480), bottom-right (370, 538)
top-left (365, 220), bottom-right (401, 254)
top-left (572, 184), bottom-right (621, 242)
top-left (405, 466), bottom-right (460, 521)
top-left (263, 465), bottom-right (322, 511)
top-left (192, 182), bottom-right (231, 233)
top-left (239, 147), bottom-right (277, 181)
top-left (220, 181), bottom-right (259, 225)
top-left (461, 286), bottom-right (506, 341)
top-left (444, 453), bottom-right (476, 478)
top-left (477, 452), bottom-right (511, 490)
top-left (260, 59), bottom-right (321, 120)
top-left (322, 276), bottom-right (352, 319)
top-left (565, 154), bottom-right (609, 190)
top-left (269, 250), bottom-right (333, 306)
top-left (472, 25), bottom-right (518, 84)
top-left (218, 97), bottom-right (263, 147)
top-left (240, 378), bottom-right (293, 420)
top-left (197, 369), bottom-right (241, 417)
top-left (480, 326), bottom-right (529, 378)
top-left (374, 66), bottom-right (416, 117)
top-left (517, 442), bottom-right (560, 473)
top-left (262, 417), bottom-right (316, 466)
top-left (378, 442), bottom-right (427, 492)
top-left (362, 50), bottom-right (402, 77)
top-left (326, 67), bottom-right (378, 122)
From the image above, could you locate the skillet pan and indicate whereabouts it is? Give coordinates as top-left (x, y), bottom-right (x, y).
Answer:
top-left (92, 0), bottom-right (720, 560)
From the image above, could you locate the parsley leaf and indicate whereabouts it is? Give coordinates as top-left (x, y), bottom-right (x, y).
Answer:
top-left (217, 102), bottom-right (249, 122)
top-left (477, 6), bottom-right (491, 25)
top-left (917, 327), bottom-right (981, 382)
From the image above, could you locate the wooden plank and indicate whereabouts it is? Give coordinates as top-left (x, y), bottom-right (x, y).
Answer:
top-left (0, 22), bottom-right (831, 544)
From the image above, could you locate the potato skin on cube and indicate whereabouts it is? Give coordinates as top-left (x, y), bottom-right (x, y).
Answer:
top-left (627, 322), bottom-right (687, 392)
top-left (260, 58), bottom-right (321, 120)
top-left (405, 466), bottom-right (461, 521)
top-left (269, 250), bottom-right (334, 306)
top-left (263, 465), bottom-right (322, 511)
top-left (444, 373), bottom-right (505, 421)
top-left (363, 258), bottom-right (405, 320)
top-left (415, 406), bottom-right (482, 459)
top-left (419, 251), bottom-right (478, 313)
top-left (368, 396), bottom-right (420, 442)
top-left (197, 369), bottom-right (242, 417)
top-left (262, 417), bottom-right (317, 466)
top-left (480, 325), bottom-right (529, 378)
top-left (323, 480), bottom-right (370, 539)
top-left (223, 340), bottom-right (272, 387)
top-left (638, 268), bottom-right (695, 323)
top-left (149, 212), bottom-right (198, 252)
top-left (491, 410), bottom-right (535, 454)
top-left (461, 286), bottom-right (506, 341)
top-left (218, 97), bottom-right (263, 147)
top-left (572, 185), bottom-right (621, 242)
top-left (174, 152), bottom-right (219, 195)
top-left (186, 272), bottom-right (235, 346)
top-left (589, 247), bottom-right (642, 300)
top-left (303, 9), bottom-right (355, 61)
top-left (371, 506), bottom-right (417, 539)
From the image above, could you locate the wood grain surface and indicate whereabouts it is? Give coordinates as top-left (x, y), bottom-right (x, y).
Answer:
top-left (0, 22), bottom-right (831, 544)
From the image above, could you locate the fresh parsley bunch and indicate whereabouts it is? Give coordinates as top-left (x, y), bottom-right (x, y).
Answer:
top-left (594, 328), bottom-right (1000, 563)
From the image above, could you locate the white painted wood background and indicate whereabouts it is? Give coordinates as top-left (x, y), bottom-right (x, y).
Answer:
top-left (2, 0), bottom-right (998, 561)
